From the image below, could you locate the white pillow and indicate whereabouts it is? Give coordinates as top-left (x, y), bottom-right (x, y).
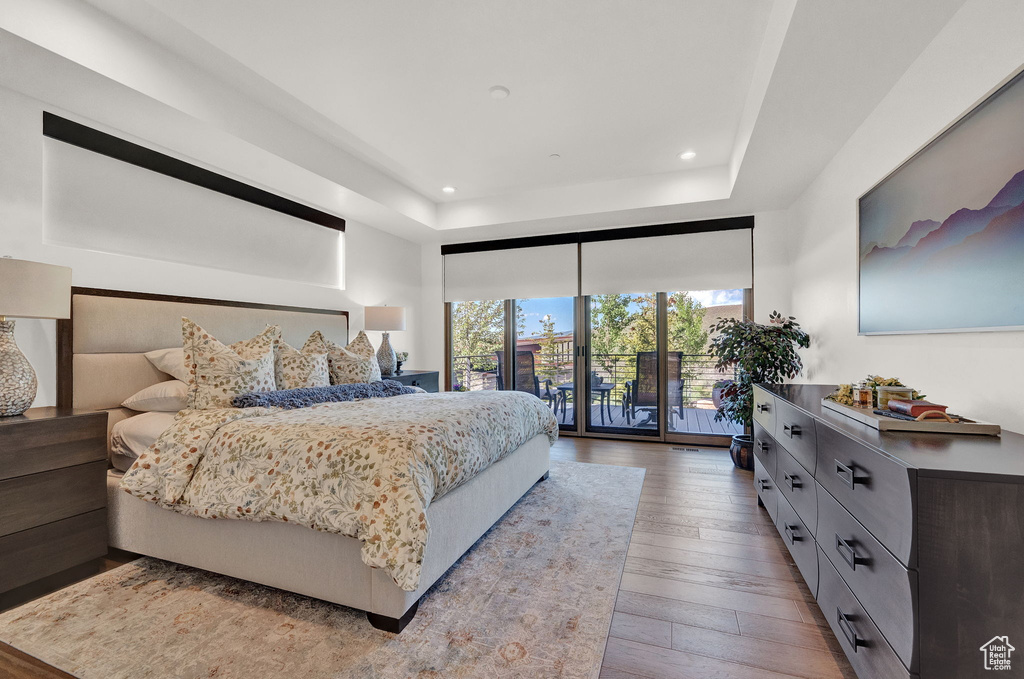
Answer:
top-left (121, 380), bottom-right (188, 412)
top-left (145, 347), bottom-right (190, 382)
top-left (110, 411), bottom-right (178, 470)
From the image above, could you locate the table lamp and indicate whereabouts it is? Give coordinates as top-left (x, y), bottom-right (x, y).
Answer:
top-left (364, 306), bottom-right (406, 377)
top-left (0, 257), bottom-right (72, 416)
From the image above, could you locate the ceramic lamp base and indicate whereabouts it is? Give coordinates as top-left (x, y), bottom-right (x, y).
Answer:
top-left (0, 320), bottom-right (37, 417)
top-left (377, 332), bottom-right (397, 377)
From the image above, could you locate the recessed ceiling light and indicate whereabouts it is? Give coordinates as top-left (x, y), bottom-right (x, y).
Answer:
top-left (679, 150), bottom-right (697, 160)
top-left (489, 85), bottom-right (510, 100)
top-left (442, 186), bottom-right (457, 194)
top-left (549, 153), bottom-right (561, 159)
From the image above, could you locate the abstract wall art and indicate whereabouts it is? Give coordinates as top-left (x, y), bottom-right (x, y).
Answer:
top-left (859, 70), bottom-right (1024, 334)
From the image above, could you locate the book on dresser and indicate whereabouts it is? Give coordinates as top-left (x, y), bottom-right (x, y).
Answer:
top-left (0, 407), bottom-right (109, 610)
top-left (753, 383), bottom-right (1024, 679)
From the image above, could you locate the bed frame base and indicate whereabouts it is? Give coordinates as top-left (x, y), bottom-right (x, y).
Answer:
top-left (367, 600), bottom-right (420, 633)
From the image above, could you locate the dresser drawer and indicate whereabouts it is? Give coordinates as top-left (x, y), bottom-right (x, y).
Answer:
top-left (752, 386), bottom-right (776, 433)
top-left (775, 398), bottom-right (817, 474)
top-left (776, 491), bottom-right (817, 597)
top-left (816, 423), bottom-right (916, 567)
top-left (0, 509), bottom-right (108, 592)
top-left (391, 372), bottom-right (439, 392)
top-left (752, 421), bottom-right (775, 478)
top-left (0, 460), bottom-right (107, 537)
top-left (818, 482), bottom-right (918, 671)
top-left (777, 447), bottom-right (817, 533)
top-left (754, 456), bottom-right (777, 524)
top-left (817, 546), bottom-right (913, 679)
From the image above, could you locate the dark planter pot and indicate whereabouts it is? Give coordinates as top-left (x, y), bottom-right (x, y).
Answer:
top-left (730, 434), bottom-right (754, 470)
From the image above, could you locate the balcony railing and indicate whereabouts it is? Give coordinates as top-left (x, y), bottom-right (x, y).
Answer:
top-left (451, 352), bottom-right (733, 408)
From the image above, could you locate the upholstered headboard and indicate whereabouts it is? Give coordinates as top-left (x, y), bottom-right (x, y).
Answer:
top-left (57, 288), bottom-right (349, 443)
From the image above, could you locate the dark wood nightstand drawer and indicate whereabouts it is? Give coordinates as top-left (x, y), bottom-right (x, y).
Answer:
top-left (775, 398), bottom-right (817, 474)
top-left (0, 509), bottom-right (108, 592)
top-left (817, 482), bottom-right (918, 671)
top-left (817, 545), bottom-right (912, 679)
top-left (816, 421), bottom-right (916, 567)
top-left (778, 447), bottom-right (817, 533)
top-left (0, 460), bottom-right (108, 537)
top-left (0, 409), bottom-right (106, 480)
top-left (776, 491), bottom-right (818, 597)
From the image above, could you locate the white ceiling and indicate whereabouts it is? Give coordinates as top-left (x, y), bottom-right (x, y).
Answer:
top-left (83, 0), bottom-right (968, 240)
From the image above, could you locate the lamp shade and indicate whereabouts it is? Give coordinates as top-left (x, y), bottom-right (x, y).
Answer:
top-left (364, 306), bottom-right (406, 331)
top-left (0, 258), bottom-right (72, 319)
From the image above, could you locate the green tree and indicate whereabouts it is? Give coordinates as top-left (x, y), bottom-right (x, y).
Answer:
top-left (536, 314), bottom-right (559, 382)
top-left (450, 300), bottom-right (504, 368)
top-left (590, 294), bottom-right (632, 371)
top-left (667, 292), bottom-right (708, 355)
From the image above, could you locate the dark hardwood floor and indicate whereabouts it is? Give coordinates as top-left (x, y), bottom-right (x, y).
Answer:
top-left (0, 439), bottom-right (854, 679)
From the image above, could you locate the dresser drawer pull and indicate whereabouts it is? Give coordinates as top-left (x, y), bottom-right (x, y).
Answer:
top-left (835, 534), bottom-right (864, 571)
top-left (835, 460), bottom-right (859, 489)
top-left (756, 438), bottom-right (771, 454)
top-left (783, 471), bottom-right (801, 491)
top-left (411, 380), bottom-right (420, 387)
top-left (784, 523), bottom-right (801, 545)
top-left (836, 607), bottom-right (864, 652)
top-left (757, 478), bottom-right (772, 492)
top-left (756, 403), bottom-right (770, 414)
top-left (782, 423), bottom-right (801, 438)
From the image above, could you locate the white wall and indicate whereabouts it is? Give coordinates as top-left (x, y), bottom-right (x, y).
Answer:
top-left (0, 38), bottom-right (427, 409)
top-left (779, 0), bottom-right (1024, 432)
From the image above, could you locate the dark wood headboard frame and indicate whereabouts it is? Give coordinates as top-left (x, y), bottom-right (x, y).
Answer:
top-left (56, 287), bottom-right (349, 409)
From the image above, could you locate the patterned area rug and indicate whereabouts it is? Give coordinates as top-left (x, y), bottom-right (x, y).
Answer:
top-left (0, 459), bottom-right (642, 679)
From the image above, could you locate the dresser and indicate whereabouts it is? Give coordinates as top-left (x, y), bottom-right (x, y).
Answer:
top-left (753, 384), bottom-right (1024, 679)
top-left (0, 408), bottom-right (108, 604)
top-left (384, 369), bottom-right (439, 393)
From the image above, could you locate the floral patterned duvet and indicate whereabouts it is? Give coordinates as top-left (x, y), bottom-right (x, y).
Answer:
top-left (120, 390), bottom-right (558, 591)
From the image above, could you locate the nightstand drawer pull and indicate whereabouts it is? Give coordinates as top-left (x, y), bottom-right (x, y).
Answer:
top-left (783, 471), bottom-right (800, 491)
top-left (756, 439), bottom-right (770, 454)
top-left (757, 478), bottom-right (771, 492)
top-left (756, 403), bottom-right (770, 414)
top-left (837, 607), bottom-right (864, 651)
top-left (783, 423), bottom-right (801, 438)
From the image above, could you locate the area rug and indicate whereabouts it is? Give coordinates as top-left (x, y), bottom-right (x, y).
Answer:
top-left (0, 459), bottom-right (643, 679)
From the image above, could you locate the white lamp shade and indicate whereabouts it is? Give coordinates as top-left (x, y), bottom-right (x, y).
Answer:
top-left (0, 258), bottom-right (72, 319)
top-left (364, 306), bottom-right (406, 331)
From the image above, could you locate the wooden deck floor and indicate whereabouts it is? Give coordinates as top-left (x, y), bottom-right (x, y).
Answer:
top-left (552, 436), bottom-right (856, 679)
top-left (556, 403), bottom-right (744, 435)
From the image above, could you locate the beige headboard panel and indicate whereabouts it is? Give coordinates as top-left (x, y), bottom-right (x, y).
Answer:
top-left (59, 288), bottom-right (349, 412)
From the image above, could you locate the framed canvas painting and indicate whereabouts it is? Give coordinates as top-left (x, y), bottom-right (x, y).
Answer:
top-left (859, 69), bottom-right (1024, 334)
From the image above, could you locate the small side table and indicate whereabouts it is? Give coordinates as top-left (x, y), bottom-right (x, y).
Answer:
top-left (383, 370), bottom-right (439, 393)
top-left (555, 382), bottom-right (616, 425)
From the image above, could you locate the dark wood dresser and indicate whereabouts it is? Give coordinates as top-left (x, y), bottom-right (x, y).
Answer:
top-left (0, 408), bottom-right (108, 607)
top-left (385, 370), bottom-right (439, 393)
top-left (753, 384), bottom-right (1024, 679)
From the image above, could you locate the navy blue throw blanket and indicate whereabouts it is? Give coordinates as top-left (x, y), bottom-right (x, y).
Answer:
top-left (232, 380), bottom-right (417, 410)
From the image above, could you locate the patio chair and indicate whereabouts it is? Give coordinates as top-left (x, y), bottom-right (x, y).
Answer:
top-left (624, 351), bottom-right (686, 426)
top-left (495, 350), bottom-right (556, 408)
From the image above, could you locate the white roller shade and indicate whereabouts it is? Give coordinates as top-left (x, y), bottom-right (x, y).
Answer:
top-left (580, 229), bottom-right (752, 295)
top-left (444, 244), bottom-right (578, 302)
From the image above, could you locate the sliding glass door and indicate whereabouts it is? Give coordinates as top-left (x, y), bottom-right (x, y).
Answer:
top-left (517, 297), bottom-right (577, 431)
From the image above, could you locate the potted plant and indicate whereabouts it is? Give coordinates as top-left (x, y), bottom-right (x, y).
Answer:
top-left (709, 311), bottom-right (810, 470)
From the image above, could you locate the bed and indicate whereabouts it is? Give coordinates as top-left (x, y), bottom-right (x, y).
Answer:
top-left (56, 288), bottom-right (553, 632)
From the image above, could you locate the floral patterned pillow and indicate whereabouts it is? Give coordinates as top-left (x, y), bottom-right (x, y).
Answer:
top-left (309, 330), bottom-right (381, 384)
top-left (275, 336), bottom-right (330, 390)
top-left (183, 318), bottom-right (280, 409)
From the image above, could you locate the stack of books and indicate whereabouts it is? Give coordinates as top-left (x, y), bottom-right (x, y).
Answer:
top-left (875, 399), bottom-right (953, 422)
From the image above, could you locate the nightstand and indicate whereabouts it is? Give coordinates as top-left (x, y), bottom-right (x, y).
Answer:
top-left (0, 408), bottom-right (108, 604)
top-left (384, 370), bottom-right (439, 393)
